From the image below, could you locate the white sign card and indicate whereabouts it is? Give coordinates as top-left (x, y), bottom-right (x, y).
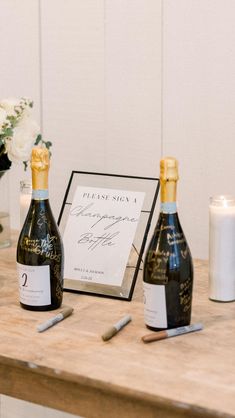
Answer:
top-left (63, 186), bottom-right (145, 287)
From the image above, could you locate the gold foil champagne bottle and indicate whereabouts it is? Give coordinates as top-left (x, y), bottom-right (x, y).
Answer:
top-left (143, 157), bottom-right (193, 330)
top-left (17, 147), bottom-right (64, 311)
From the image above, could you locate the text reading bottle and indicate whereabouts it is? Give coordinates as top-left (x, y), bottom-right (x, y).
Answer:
top-left (17, 147), bottom-right (64, 311)
top-left (143, 157), bottom-right (193, 330)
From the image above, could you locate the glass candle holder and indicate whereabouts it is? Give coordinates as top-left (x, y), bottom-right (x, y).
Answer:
top-left (20, 179), bottom-right (32, 228)
top-left (0, 170), bottom-right (11, 248)
top-left (209, 195), bottom-right (235, 302)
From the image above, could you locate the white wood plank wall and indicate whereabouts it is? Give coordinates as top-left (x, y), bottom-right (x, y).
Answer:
top-left (0, 0), bottom-right (41, 234)
top-left (163, 0), bottom-right (235, 260)
top-left (1, 0), bottom-right (235, 415)
top-left (40, 0), bottom-right (162, 222)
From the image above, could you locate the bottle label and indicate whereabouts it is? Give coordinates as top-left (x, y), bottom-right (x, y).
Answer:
top-left (17, 263), bottom-right (51, 306)
top-left (143, 282), bottom-right (167, 328)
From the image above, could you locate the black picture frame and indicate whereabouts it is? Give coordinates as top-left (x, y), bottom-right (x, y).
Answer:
top-left (58, 171), bottom-right (159, 301)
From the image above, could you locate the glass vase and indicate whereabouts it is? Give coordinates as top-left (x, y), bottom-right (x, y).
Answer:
top-left (20, 179), bottom-right (32, 227)
top-left (0, 170), bottom-right (11, 248)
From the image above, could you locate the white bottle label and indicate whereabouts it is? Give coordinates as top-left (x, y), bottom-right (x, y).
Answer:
top-left (143, 282), bottom-right (167, 328)
top-left (17, 263), bottom-right (51, 306)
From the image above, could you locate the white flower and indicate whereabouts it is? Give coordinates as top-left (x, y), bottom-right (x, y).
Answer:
top-left (0, 97), bottom-right (32, 120)
top-left (5, 114), bottom-right (40, 163)
top-left (0, 108), bottom-right (8, 133)
top-left (0, 98), bottom-right (20, 117)
top-left (0, 96), bottom-right (51, 171)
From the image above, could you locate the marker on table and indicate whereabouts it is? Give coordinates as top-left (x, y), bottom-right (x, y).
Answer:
top-left (37, 307), bottom-right (74, 333)
top-left (102, 314), bottom-right (132, 341)
top-left (142, 323), bottom-right (203, 343)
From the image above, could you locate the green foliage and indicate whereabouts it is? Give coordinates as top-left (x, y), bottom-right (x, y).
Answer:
top-left (2, 128), bottom-right (13, 137)
top-left (35, 134), bottom-right (42, 145)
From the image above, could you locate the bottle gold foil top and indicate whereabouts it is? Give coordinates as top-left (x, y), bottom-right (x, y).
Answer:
top-left (160, 157), bottom-right (179, 182)
top-left (160, 157), bottom-right (178, 203)
top-left (31, 147), bottom-right (50, 191)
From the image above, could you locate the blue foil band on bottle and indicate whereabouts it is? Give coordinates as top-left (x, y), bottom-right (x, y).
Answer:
top-left (161, 202), bottom-right (177, 213)
top-left (32, 190), bottom-right (49, 200)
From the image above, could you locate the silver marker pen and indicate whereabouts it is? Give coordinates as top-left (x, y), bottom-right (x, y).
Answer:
top-left (142, 323), bottom-right (203, 343)
top-left (102, 314), bottom-right (132, 341)
top-left (37, 307), bottom-right (74, 332)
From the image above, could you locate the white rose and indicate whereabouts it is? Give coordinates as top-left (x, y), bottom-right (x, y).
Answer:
top-left (0, 108), bottom-right (8, 133)
top-left (5, 115), bottom-right (40, 162)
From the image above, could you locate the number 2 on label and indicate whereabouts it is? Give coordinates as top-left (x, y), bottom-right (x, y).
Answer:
top-left (22, 273), bottom-right (28, 287)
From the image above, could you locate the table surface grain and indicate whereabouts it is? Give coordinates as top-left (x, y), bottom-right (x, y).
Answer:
top-left (0, 232), bottom-right (234, 418)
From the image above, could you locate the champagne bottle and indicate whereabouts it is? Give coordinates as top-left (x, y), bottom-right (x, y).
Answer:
top-left (143, 157), bottom-right (193, 330)
top-left (17, 147), bottom-right (64, 311)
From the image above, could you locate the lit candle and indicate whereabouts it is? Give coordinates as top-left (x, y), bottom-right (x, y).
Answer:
top-left (209, 195), bottom-right (235, 301)
top-left (20, 180), bottom-right (32, 227)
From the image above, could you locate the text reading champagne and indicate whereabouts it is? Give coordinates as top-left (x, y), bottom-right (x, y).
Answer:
top-left (17, 147), bottom-right (64, 311)
top-left (143, 157), bottom-right (193, 330)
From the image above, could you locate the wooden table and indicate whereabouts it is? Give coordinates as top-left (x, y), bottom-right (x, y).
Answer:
top-left (0, 234), bottom-right (235, 418)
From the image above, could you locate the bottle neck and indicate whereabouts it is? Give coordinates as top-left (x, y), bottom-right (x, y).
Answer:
top-left (160, 179), bottom-right (177, 214)
top-left (32, 170), bottom-right (49, 200)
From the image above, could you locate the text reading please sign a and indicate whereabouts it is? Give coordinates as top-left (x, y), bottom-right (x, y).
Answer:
top-left (63, 186), bottom-right (145, 286)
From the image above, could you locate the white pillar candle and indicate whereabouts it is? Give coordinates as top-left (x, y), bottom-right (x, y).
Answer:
top-left (209, 195), bottom-right (235, 301)
top-left (20, 180), bottom-right (32, 228)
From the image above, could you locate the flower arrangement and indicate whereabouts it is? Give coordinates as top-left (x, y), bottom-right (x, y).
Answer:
top-left (0, 97), bottom-right (51, 172)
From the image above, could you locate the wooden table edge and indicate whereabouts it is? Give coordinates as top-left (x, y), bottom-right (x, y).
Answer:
top-left (0, 354), bottom-right (231, 418)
